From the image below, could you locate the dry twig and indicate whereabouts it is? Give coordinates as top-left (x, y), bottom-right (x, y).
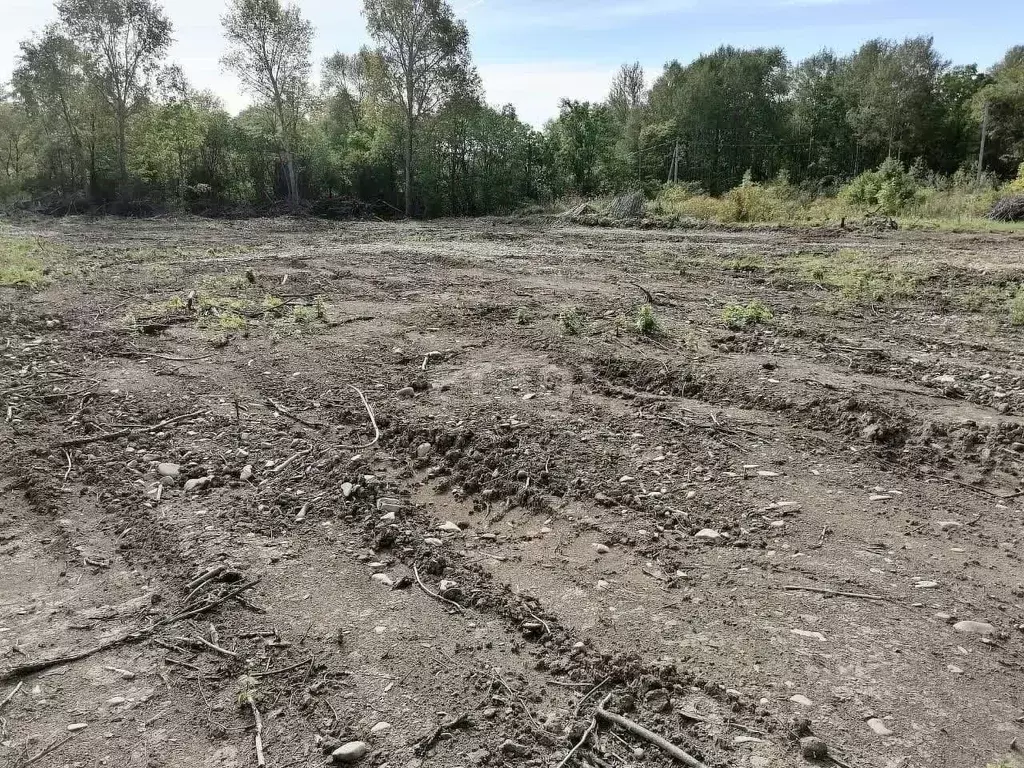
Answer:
top-left (782, 585), bottom-right (884, 601)
top-left (344, 385), bottom-right (380, 449)
top-left (413, 564), bottom-right (464, 613)
top-left (595, 702), bottom-right (709, 768)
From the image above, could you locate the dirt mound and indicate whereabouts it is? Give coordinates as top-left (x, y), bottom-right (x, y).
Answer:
top-left (989, 194), bottom-right (1024, 222)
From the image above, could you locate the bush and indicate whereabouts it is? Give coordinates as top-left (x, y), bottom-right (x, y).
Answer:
top-left (635, 304), bottom-right (661, 336)
top-left (840, 158), bottom-right (922, 215)
top-left (722, 300), bottom-right (773, 329)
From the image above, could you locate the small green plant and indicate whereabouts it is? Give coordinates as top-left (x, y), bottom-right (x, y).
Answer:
top-left (722, 300), bottom-right (773, 329)
top-left (515, 306), bottom-right (531, 325)
top-left (559, 307), bottom-right (586, 335)
top-left (1010, 287), bottom-right (1024, 326)
top-left (635, 304), bottom-right (661, 336)
top-left (292, 305), bottom-right (317, 323)
top-left (726, 255), bottom-right (763, 272)
top-left (215, 311), bottom-right (247, 331)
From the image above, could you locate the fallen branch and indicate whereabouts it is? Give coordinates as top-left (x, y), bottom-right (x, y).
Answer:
top-left (250, 657), bottom-right (314, 678)
top-left (0, 681), bottom-right (22, 711)
top-left (159, 579), bottom-right (261, 626)
top-left (414, 712), bottom-right (470, 756)
top-left (266, 397), bottom-right (322, 429)
top-left (413, 564), bottom-right (464, 613)
top-left (628, 282), bottom-right (656, 305)
top-left (557, 694), bottom-right (611, 768)
top-left (270, 447), bottom-right (313, 475)
top-left (0, 632), bottom-right (145, 683)
top-left (20, 732), bottom-right (78, 767)
top-left (782, 585), bottom-right (884, 601)
top-left (596, 703), bottom-right (709, 768)
top-left (59, 410), bottom-right (208, 447)
top-left (246, 694), bottom-right (267, 768)
top-left (185, 565), bottom-right (227, 593)
top-left (173, 635), bottom-right (238, 659)
top-left (344, 385), bottom-right (380, 449)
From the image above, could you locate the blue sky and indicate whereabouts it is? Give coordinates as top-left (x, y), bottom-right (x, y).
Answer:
top-left (4, 0), bottom-right (1023, 127)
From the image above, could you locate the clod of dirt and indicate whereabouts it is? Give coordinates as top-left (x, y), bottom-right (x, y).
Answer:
top-left (800, 736), bottom-right (829, 759)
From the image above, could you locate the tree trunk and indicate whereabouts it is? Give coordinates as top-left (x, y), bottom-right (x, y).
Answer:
top-left (116, 106), bottom-right (128, 190)
top-left (404, 106), bottom-right (414, 217)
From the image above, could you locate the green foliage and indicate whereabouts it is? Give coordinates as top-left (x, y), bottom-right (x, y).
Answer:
top-left (722, 300), bottom-right (773, 329)
top-left (793, 249), bottom-right (922, 303)
top-left (0, 238), bottom-right (48, 287)
top-left (635, 304), bottom-right (661, 336)
top-left (1010, 287), bottom-right (1024, 326)
top-left (840, 158), bottom-right (921, 214)
top-left (559, 306), bottom-right (586, 336)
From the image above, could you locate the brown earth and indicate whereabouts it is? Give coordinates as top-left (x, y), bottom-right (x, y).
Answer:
top-left (1, 215), bottom-right (1023, 768)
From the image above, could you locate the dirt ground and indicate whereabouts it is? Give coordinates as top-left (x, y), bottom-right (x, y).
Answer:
top-left (1, 215), bottom-right (1023, 768)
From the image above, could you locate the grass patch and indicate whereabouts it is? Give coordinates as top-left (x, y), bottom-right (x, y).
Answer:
top-left (0, 237), bottom-right (51, 287)
top-left (723, 300), bottom-right (773, 329)
top-left (1010, 287), bottom-right (1024, 326)
top-left (559, 306), bottom-right (587, 336)
top-left (789, 249), bottom-right (923, 304)
top-left (726, 255), bottom-right (763, 272)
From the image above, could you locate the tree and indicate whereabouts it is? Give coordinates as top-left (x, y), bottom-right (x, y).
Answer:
top-left (976, 46), bottom-right (1024, 172)
top-left (549, 100), bottom-right (616, 196)
top-left (57, 0), bottom-right (173, 186)
top-left (221, 0), bottom-right (313, 205)
top-left (608, 62), bottom-right (646, 123)
top-left (362, 0), bottom-right (473, 216)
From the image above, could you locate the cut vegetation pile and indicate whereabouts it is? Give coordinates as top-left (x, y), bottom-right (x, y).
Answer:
top-left (989, 195), bottom-right (1024, 222)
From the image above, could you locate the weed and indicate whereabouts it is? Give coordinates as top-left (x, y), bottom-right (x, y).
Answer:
top-left (635, 304), bottom-right (661, 336)
top-left (515, 306), bottom-right (532, 325)
top-left (215, 312), bottom-right (247, 331)
top-left (791, 250), bottom-right (922, 304)
top-left (723, 300), bottom-right (773, 329)
top-left (1010, 287), bottom-right (1024, 326)
top-left (559, 307), bottom-right (586, 336)
top-left (726, 255), bottom-right (763, 272)
top-left (292, 305), bottom-right (318, 323)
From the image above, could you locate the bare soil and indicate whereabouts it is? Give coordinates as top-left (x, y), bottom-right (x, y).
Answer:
top-left (1, 215), bottom-right (1023, 768)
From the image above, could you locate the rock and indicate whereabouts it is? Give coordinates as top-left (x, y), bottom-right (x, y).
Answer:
top-left (183, 477), bottom-right (210, 492)
top-left (67, 723), bottom-right (88, 732)
top-left (416, 442), bottom-right (433, 458)
top-left (240, 465), bottom-right (253, 481)
top-left (800, 736), bottom-right (828, 759)
top-left (694, 529), bottom-right (721, 541)
top-left (157, 463), bottom-right (180, 478)
top-left (934, 612), bottom-right (955, 624)
top-left (643, 688), bottom-right (671, 712)
top-left (438, 580), bottom-right (458, 595)
top-left (332, 741), bottom-right (369, 763)
top-left (370, 721), bottom-right (391, 737)
top-left (481, 707), bottom-right (498, 720)
top-left (592, 543), bottom-right (610, 554)
top-left (377, 498), bottom-right (402, 514)
top-left (424, 537), bottom-right (442, 546)
top-left (500, 740), bottom-right (530, 757)
top-left (439, 521), bottom-right (462, 533)
top-left (914, 581), bottom-right (939, 589)
top-left (467, 748), bottom-right (490, 765)
top-left (789, 694), bottom-right (813, 707)
top-left (937, 521), bottom-right (962, 531)
top-left (867, 718), bottom-right (893, 736)
top-left (341, 482), bottom-right (354, 498)
top-left (396, 387), bottom-right (415, 398)
top-left (791, 629), bottom-right (826, 642)
top-left (371, 573), bottom-right (394, 587)
top-left (953, 620), bottom-right (995, 635)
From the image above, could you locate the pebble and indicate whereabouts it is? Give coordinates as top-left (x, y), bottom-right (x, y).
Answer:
top-left (416, 442), bottom-right (433, 458)
top-left (592, 543), bottom-right (610, 554)
top-left (341, 482), bottom-right (354, 498)
top-left (954, 620), bottom-right (995, 635)
top-left (914, 581), bottom-right (939, 589)
top-left (157, 463), bottom-right (180, 477)
top-left (67, 723), bottom-right (88, 732)
top-left (934, 612), bottom-right (955, 624)
top-left (377, 498), bottom-right (402, 514)
top-left (789, 694), bottom-right (813, 707)
top-left (799, 736), bottom-right (828, 759)
top-left (937, 521), bottom-right (962, 531)
top-left (240, 465), bottom-right (253, 481)
top-left (183, 477), bottom-right (210, 492)
top-left (439, 521), bottom-right (462, 533)
top-left (370, 573), bottom-right (394, 587)
top-left (396, 387), bottom-right (415, 398)
top-left (500, 740), bottom-right (530, 757)
top-left (332, 741), bottom-right (369, 763)
top-left (694, 529), bottom-right (721, 541)
top-left (867, 718), bottom-right (893, 736)
top-left (369, 721), bottom-right (391, 736)
top-left (424, 537), bottom-right (442, 546)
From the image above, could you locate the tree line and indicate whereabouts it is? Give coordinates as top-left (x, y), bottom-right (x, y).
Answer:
top-left (1, 0), bottom-right (1022, 217)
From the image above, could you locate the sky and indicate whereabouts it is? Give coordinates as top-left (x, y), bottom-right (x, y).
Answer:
top-left (3, 0), bottom-right (1023, 128)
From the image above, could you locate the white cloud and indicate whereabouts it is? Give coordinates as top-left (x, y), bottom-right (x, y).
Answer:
top-left (478, 61), bottom-right (617, 128)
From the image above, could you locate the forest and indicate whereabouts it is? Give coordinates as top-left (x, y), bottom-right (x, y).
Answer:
top-left (0, 0), bottom-right (1023, 220)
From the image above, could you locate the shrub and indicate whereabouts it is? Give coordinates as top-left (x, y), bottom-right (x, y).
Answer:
top-left (635, 304), bottom-right (661, 336)
top-left (722, 300), bottom-right (773, 329)
top-left (559, 307), bottom-right (586, 335)
top-left (840, 158), bottom-right (921, 215)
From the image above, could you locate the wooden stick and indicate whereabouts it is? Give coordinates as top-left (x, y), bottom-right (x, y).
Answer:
top-left (247, 695), bottom-right (267, 768)
top-left (0, 681), bottom-right (22, 710)
top-left (0, 632), bottom-right (144, 683)
top-left (20, 733), bottom-right (78, 766)
top-left (159, 580), bottom-right (261, 626)
top-left (266, 397), bottom-right (322, 429)
top-left (250, 657), bottom-right (313, 678)
top-left (59, 410), bottom-right (208, 447)
top-left (782, 585), bottom-right (884, 601)
top-left (345, 385), bottom-right (380, 449)
top-left (270, 447), bottom-right (313, 475)
top-left (557, 695), bottom-right (610, 768)
top-left (595, 704), bottom-right (709, 768)
top-left (173, 635), bottom-right (238, 658)
top-left (185, 565), bottom-right (226, 593)
top-left (413, 564), bottom-right (464, 613)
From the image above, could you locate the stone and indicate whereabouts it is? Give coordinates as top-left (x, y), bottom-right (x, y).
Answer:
top-left (240, 465), bottom-right (253, 481)
top-left (914, 581), bottom-right (939, 589)
top-left (867, 718), bottom-right (893, 736)
top-left (67, 723), bottom-right (88, 732)
top-left (377, 498), bottom-right (402, 514)
top-left (184, 477), bottom-right (210, 492)
top-left (370, 721), bottom-right (391, 737)
top-left (592, 543), bottom-right (610, 554)
top-left (416, 443), bottom-right (433, 458)
top-left (799, 737), bottom-right (828, 759)
top-left (791, 629), bottom-right (826, 642)
top-left (934, 612), bottom-right (955, 624)
top-left (396, 387), bottom-right (415, 398)
top-left (341, 482), bottom-right (354, 498)
top-left (694, 529), bottom-right (721, 541)
top-left (332, 741), bottom-right (369, 763)
top-left (937, 521), bottom-right (962, 531)
top-left (371, 573), bottom-right (394, 587)
top-left (439, 521), bottom-right (462, 533)
top-left (643, 688), bottom-right (671, 712)
top-left (157, 463), bottom-right (180, 477)
top-left (789, 694), bottom-right (813, 707)
top-left (953, 620), bottom-right (995, 635)
top-left (424, 537), bottom-right (442, 546)
top-left (500, 740), bottom-right (529, 757)
top-left (467, 749), bottom-right (490, 765)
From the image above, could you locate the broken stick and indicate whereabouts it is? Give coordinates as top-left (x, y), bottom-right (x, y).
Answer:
top-left (413, 564), bottom-right (464, 613)
top-left (345, 385), bottom-right (380, 449)
top-left (782, 585), bottom-right (884, 601)
top-left (595, 703), bottom-right (709, 768)
top-left (557, 694), bottom-right (612, 768)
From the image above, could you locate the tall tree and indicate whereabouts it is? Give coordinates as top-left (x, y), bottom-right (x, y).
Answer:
top-left (362, 0), bottom-right (473, 216)
top-left (56, 0), bottom-right (173, 186)
top-left (608, 62), bottom-right (646, 123)
top-left (221, 0), bottom-right (313, 205)
top-left (976, 46), bottom-right (1024, 172)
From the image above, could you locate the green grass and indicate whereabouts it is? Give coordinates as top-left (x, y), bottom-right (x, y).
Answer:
top-left (559, 306), bottom-right (587, 336)
top-left (788, 249), bottom-right (924, 304)
top-left (722, 300), bottom-right (773, 329)
top-left (0, 237), bottom-right (51, 288)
